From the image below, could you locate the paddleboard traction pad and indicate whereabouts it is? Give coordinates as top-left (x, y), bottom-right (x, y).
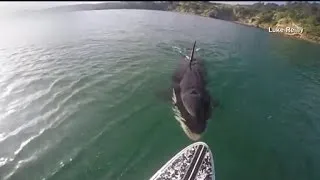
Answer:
top-left (150, 142), bottom-right (215, 180)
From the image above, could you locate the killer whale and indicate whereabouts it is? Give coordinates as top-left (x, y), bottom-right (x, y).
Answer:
top-left (171, 41), bottom-right (214, 141)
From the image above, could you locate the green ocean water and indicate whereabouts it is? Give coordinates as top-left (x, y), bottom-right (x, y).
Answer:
top-left (0, 10), bottom-right (320, 180)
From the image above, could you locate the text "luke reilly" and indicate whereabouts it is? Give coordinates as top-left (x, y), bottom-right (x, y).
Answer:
top-left (269, 27), bottom-right (304, 34)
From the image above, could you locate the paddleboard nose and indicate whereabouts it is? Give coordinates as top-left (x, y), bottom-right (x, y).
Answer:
top-left (149, 141), bottom-right (215, 180)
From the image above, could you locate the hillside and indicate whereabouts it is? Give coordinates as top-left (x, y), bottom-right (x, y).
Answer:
top-left (168, 1), bottom-right (320, 43)
top-left (40, 1), bottom-right (320, 44)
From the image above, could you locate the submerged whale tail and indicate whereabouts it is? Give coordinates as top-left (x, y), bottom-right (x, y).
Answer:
top-left (189, 41), bottom-right (197, 69)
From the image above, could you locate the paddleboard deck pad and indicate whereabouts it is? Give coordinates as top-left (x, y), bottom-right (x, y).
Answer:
top-left (150, 142), bottom-right (215, 180)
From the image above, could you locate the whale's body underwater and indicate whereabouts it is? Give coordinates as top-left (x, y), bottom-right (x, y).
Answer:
top-left (171, 41), bottom-right (213, 141)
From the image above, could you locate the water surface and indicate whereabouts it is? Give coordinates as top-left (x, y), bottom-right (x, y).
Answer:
top-left (0, 10), bottom-right (320, 180)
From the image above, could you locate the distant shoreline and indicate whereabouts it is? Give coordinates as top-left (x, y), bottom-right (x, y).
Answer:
top-left (166, 2), bottom-right (320, 45)
top-left (160, 10), bottom-right (319, 44)
top-left (37, 1), bottom-right (320, 45)
top-left (169, 10), bottom-right (318, 45)
top-left (230, 20), bottom-right (318, 44)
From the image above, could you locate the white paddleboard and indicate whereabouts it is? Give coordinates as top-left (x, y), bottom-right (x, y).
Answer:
top-left (150, 142), bottom-right (215, 180)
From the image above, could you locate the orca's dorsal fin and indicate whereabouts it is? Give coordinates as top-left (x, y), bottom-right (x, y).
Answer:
top-left (189, 41), bottom-right (196, 69)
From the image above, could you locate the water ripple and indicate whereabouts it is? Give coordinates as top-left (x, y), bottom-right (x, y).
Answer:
top-left (1, 9), bottom-right (320, 180)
